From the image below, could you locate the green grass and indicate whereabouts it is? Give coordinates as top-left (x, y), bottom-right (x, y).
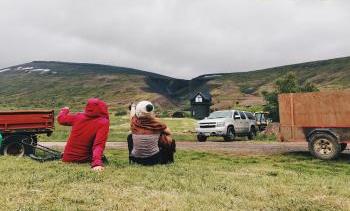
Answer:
top-left (39, 116), bottom-right (197, 142)
top-left (1, 150), bottom-right (350, 210)
top-left (255, 133), bottom-right (277, 141)
top-left (0, 70), bottom-right (161, 110)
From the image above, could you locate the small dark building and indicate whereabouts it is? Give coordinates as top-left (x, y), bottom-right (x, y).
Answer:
top-left (190, 92), bottom-right (212, 119)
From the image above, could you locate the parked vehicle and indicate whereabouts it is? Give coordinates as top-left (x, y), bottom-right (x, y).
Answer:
top-left (0, 110), bottom-right (60, 159)
top-left (254, 112), bottom-right (269, 131)
top-left (195, 110), bottom-right (257, 142)
top-left (278, 91), bottom-right (350, 160)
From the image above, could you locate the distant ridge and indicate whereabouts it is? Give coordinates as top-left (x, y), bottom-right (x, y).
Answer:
top-left (195, 56), bottom-right (350, 79)
top-left (22, 60), bottom-right (175, 79)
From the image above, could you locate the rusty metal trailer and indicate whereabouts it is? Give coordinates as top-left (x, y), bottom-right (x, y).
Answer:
top-left (278, 91), bottom-right (350, 160)
top-left (0, 110), bottom-right (60, 159)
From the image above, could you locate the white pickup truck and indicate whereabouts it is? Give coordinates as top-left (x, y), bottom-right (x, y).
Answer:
top-left (195, 110), bottom-right (257, 142)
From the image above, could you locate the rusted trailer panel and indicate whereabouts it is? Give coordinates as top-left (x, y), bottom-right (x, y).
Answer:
top-left (0, 110), bottom-right (54, 134)
top-left (279, 91), bottom-right (350, 142)
top-left (279, 91), bottom-right (350, 127)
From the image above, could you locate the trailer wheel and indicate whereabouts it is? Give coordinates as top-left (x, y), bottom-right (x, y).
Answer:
top-left (3, 141), bottom-right (25, 157)
top-left (2, 134), bottom-right (36, 156)
top-left (308, 133), bottom-right (341, 160)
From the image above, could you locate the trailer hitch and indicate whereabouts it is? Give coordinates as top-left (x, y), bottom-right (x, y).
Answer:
top-left (19, 136), bottom-right (62, 162)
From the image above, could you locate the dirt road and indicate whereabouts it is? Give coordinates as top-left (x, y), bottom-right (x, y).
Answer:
top-left (40, 141), bottom-right (309, 156)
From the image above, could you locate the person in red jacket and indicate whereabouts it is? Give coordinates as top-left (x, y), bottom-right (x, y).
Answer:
top-left (57, 98), bottom-right (110, 171)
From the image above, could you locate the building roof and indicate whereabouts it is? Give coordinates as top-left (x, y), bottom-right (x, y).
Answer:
top-left (190, 91), bottom-right (212, 101)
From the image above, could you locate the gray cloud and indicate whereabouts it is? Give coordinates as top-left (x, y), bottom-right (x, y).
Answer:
top-left (0, 0), bottom-right (350, 79)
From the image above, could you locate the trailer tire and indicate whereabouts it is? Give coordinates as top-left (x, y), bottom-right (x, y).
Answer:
top-left (3, 141), bottom-right (25, 157)
top-left (308, 133), bottom-right (341, 160)
top-left (2, 135), bottom-right (36, 157)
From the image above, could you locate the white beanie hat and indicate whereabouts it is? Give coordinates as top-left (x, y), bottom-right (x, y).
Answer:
top-left (135, 101), bottom-right (154, 117)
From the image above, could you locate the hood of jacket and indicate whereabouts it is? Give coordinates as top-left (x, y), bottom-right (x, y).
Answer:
top-left (84, 98), bottom-right (109, 119)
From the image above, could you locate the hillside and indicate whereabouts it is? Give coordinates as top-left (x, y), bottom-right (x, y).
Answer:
top-left (197, 56), bottom-right (350, 110)
top-left (0, 61), bottom-right (201, 111)
top-left (0, 57), bottom-right (350, 112)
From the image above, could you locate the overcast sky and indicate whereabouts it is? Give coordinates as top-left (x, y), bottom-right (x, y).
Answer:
top-left (0, 0), bottom-right (349, 79)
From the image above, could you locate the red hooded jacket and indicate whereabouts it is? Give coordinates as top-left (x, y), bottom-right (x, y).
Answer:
top-left (58, 98), bottom-right (110, 167)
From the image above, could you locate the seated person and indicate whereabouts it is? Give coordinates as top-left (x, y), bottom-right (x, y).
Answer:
top-left (128, 101), bottom-right (176, 165)
top-left (57, 98), bottom-right (109, 171)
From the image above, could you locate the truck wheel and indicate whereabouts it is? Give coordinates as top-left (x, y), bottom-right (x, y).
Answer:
top-left (340, 143), bottom-right (347, 152)
top-left (197, 135), bottom-right (207, 142)
top-left (224, 127), bottom-right (235, 142)
top-left (248, 127), bottom-right (256, 140)
top-left (308, 133), bottom-right (341, 160)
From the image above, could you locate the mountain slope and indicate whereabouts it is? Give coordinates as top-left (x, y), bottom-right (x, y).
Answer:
top-left (197, 56), bottom-right (350, 110)
top-left (0, 57), bottom-right (349, 112)
top-left (0, 61), bottom-right (202, 111)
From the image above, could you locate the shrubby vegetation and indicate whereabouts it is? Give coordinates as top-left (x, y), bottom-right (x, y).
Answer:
top-left (262, 72), bottom-right (319, 122)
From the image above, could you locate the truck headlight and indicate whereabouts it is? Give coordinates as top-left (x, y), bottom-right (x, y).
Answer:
top-left (217, 122), bottom-right (225, 127)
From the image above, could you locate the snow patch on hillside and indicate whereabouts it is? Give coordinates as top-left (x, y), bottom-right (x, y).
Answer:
top-left (29, 68), bottom-right (50, 73)
top-left (0, 66), bottom-right (52, 74)
top-left (203, 74), bottom-right (222, 78)
top-left (0, 68), bottom-right (10, 73)
top-left (21, 67), bottom-right (51, 74)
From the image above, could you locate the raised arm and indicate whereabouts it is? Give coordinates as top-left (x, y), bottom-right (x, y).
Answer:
top-left (57, 107), bottom-right (77, 126)
top-left (91, 119), bottom-right (110, 168)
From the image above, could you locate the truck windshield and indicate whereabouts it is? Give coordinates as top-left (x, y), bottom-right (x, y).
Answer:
top-left (208, 111), bottom-right (232, 119)
top-left (255, 113), bottom-right (262, 121)
top-left (255, 113), bottom-right (265, 122)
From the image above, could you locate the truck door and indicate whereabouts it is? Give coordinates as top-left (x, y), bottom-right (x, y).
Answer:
top-left (233, 111), bottom-right (243, 133)
top-left (239, 111), bottom-right (249, 133)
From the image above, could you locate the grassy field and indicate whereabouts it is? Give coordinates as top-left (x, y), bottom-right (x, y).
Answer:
top-left (1, 150), bottom-right (350, 210)
top-left (39, 116), bottom-right (197, 142)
